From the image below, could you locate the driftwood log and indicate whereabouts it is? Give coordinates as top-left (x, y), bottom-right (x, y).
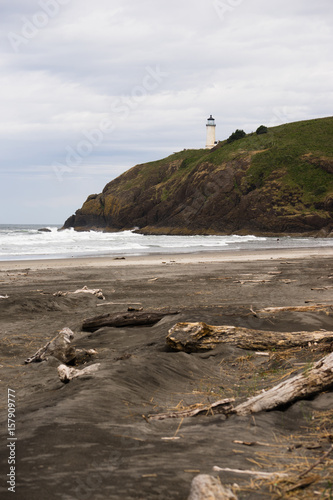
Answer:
top-left (188, 474), bottom-right (238, 500)
top-left (212, 466), bottom-right (288, 479)
top-left (82, 310), bottom-right (179, 332)
top-left (148, 399), bottom-right (235, 421)
top-left (166, 322), bottom-right (333, 352)
top-left (53, 286), bottom-right (105, 300)
top-left (58, 363), bottom-right (101, 383)
top-left (258, 304), bottom-right (333, 314)
top-left (25, 328), bottom-right (97, 365)
top-left (234, 351), bottom-right (333, 415)
top-left (147, 352), bottom-right (333, 420)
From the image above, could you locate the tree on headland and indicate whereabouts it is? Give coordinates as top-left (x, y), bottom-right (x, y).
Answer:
top-left (256, 125), bottom-right (268, 135)
top-left (227, 129), bottom-right (246, 144)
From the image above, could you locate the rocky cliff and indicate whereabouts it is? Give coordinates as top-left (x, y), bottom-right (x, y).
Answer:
top-left (63, 117), bottom-right (333, 236)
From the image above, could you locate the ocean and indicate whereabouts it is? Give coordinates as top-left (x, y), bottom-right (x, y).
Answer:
top-left (0, 224), bottom-right (333, 261)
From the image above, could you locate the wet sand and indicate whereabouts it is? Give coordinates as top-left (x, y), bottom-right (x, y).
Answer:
top-left (0, 248), bottom-right (333, 499)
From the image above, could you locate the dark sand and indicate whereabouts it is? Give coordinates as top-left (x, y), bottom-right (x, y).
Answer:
top-left (0, 249), bottom-right (333, 499)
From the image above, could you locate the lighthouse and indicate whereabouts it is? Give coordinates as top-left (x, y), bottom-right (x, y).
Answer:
top-left (206, 115), bottom-right (216, 149)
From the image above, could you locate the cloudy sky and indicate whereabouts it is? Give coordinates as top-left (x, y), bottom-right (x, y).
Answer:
top-left (0, 0), bottom-right (332, 224)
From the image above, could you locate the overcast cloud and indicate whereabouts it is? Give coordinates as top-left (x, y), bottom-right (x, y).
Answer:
top-left (0, 0), bottom-right (332, 223)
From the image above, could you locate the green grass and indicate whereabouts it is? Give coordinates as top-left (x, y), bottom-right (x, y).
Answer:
top-left (105, 116), bottom-right (333, 209)
top-left (244, 117), bottom-right (333, 204)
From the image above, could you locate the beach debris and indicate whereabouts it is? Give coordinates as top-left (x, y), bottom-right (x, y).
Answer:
top-left (233, 279), bottom-right (271, 284)
top-left (188, 474), bottom-right (238, 500)
top-left (82, 310), bottom-right (179, 332)
top-left (233, 440), bottom-right (271, 447)
top-left (311, 286), bottom-right (333, 291)
top-left (234, 352), bottom-right (333, 416)
top-left (148, 398), bottom-right (235, 421)
top-left (298, 444), bottom-right (333, 479)
top-left (148, 352), bottom-right (333, 420)
top-left (212, 466), bottom-right (288, 479)
top-left (166, 322), bottom-right (333, 352)
top-left (53, 285), bottom-right (105, 300)
top-left (57, 363), bottom-right (101, 383)
top-left (285, 475), bottom-right (320, 493)
top-left (0, 294), bottom-right (9, 299)
top-left (97, 301), bottom-right (142, 307)
top-left (24, 327), bottom-right (97, 365)
top-left (257, 304), bottom-right (332, 314)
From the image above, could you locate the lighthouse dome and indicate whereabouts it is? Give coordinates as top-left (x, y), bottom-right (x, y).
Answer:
top-left (206, 115), bottom-right (216, 126)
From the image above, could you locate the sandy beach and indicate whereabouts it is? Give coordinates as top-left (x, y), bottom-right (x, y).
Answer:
top-left (0, 248), bottom-right (333, 499)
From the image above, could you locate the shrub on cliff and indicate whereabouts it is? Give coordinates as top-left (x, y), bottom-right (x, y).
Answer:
top-left (227, 129), bottom-right (246, 144)
top-left (256, 125), bottom-right (268, 135)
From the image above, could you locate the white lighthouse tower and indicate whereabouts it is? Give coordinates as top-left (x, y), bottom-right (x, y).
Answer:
top-left (206, 115), bottom-right (216, 149)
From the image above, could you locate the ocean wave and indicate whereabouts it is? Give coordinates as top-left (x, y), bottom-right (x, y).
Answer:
top-left (0, 225), bottom-right (332, 261)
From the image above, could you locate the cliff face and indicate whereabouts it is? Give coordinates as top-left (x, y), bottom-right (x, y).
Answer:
top-left (63, 117), bottom-right (333, 236)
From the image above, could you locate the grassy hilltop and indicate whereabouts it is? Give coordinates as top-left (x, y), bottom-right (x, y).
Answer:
top-left (64, 117), bottom-right (333, 236)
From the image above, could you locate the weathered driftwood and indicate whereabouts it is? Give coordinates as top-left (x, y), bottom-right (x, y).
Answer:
top-left (82, 310), bottom-right (179, 332)
top-left (148, 352), bottom-right (333, 420)
top-left (148, 399), bottom-right (234, 421)
top-left (166, 322), bottom-right (333, 352)
top-left (258, 304), bottom-right (332, 314)
top-left (234, 352), bottom-right (333, 416)
top-left (54, 285), bottom-right (105, 300)
top-left (58, 363), bottom-right (101, 383)
top-left (188, 474), bottom-right (238, 500)
top-left (212, 466), bottom-right (288, 479)
top-left (25, 328), bottom-right (97, 365)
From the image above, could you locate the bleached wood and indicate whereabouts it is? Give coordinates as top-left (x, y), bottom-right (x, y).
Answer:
top-left (53, 285), bottom-right (105, 300)
top-left (234, 352), bottom-right (333, 415)
top-left (25, 328), bottom-right (96, 365)
top-left (188, 474), bottom-right (238, 500)
top-left (148, 352), bottom-right (333, 420)
top-left (213, 466), bottom-right (288, 479)
top-left (58, 363), bottom-right (101, 383)
top-left (258, 304), bottom-right (332, 314)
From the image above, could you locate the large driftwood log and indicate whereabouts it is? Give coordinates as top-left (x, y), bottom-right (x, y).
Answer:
top-left (188, 474), bottom-right (238, 500)
top-left (234, 352), bottom-right (333, 415)
top-left (166, 322), bottom-right (333, 352)
top-left (147, 352), bottom-right (333, 420)
top-left (58, 363), bottom-right (101, 383)
top-left (82, 310), bottom-right (179, 332)
top-left (25, 328), bottom-right (96, 365)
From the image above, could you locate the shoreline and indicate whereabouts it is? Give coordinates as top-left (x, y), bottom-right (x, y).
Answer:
top-left (0, 245), bottom-right (332, 499)
top-left (1, 245), bottom-right (333, 270)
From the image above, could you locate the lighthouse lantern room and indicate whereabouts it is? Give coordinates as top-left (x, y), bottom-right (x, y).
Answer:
top-left (206, 115), bottom-right (216, 149)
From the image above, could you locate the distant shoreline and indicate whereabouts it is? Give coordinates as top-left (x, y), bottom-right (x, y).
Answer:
top-left (1, 246), bottom-right (333, 270)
